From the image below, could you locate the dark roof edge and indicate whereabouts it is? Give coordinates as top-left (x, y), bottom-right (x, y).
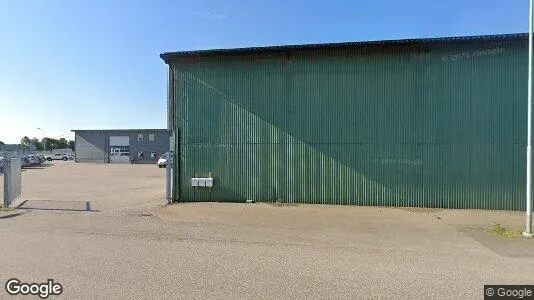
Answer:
top-left (160, 32), bottom-right (528, 63)
top-left (71, 129), bottom-right (168, 133)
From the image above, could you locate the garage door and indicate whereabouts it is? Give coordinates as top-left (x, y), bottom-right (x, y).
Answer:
top-left (109, 136), bottom-right (130, 163)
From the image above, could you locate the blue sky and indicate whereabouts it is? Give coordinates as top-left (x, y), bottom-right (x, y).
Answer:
top-left (0, 0), bottom-right (528, 143)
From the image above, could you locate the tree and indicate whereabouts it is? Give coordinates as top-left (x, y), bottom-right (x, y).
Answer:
top-left (29, 137), bottom-right (43, 150)
top-left (58, 138), bottom-right (68, 149)
top-left (43, 138), bottom-right (55, 150)
top-left (19, 136), bottom-right (75, 151)
top-left (21, 136), bottom-right (44, 150)
top-left (20, 136), bottom-right (31, 146)
top-left (20, 136), bottom-right (31, 150)
top-left (0, 141), bottom-right (4, 145)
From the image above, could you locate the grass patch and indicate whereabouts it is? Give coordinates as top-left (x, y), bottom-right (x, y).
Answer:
top-left (490, 224), bottom-right (523, 238)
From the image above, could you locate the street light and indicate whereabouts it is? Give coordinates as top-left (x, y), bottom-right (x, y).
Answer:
top-left (36, 128), bottom-right (46, 152)
top-left (525, 0), bottom-right (534, 237)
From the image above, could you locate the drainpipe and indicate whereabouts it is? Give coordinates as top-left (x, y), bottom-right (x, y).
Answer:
top-left (166, 66), bottom-right (175, 203)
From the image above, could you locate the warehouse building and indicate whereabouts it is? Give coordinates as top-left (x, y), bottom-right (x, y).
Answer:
top-left (160, 33), bottom-right (528, 210)
top-left (71, 129), bottom-right (170, 164)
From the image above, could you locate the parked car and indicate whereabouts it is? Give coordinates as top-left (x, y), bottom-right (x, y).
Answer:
top-left (26, 155), bottom-right (42, 166)
top-left (68, 154), bottom-right (75, 160)
top-left (1, 156), bottom-right (30, 170)
top-left (36, 155), bottom-right (46, 164)
top-left (20, 157), bottom-right (32, 168)
top-left (157, 152), bottom-right (173, 168)
top-left (49, 153), bottom-right (69, 161)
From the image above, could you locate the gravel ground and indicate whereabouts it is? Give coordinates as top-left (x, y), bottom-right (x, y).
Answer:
top-left (0, 162), bottom-right (533, 299)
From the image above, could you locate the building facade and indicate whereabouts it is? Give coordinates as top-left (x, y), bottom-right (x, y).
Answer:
top-left (161, 33), bottom-right (528, 210)
top-left (72, 129), bottom-right (170, 164)
top-left (0, 144), bottom-right (22, 152)
top-left (0, 144), bottom-right (23, 157)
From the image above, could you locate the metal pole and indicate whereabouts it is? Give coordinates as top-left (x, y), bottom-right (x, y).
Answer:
top-left (37, 128), bottom-right (46, 153)
top-left (4, 157), bottom-right (10, 208)
top-left (167, 134), bottom-right (174, 204)
top-left (526, 0), bottom-right (534, 237)
top-left (166, 66), bottom-right (174, 204)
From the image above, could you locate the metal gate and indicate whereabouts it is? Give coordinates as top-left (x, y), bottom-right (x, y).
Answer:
top-left (3, 157), bottom-right (22, 208)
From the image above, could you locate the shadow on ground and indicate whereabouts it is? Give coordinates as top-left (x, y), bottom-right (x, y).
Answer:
top-left (0, 211), bottom-right (25, 219)
top-left (23, 164), bottom-right (54, 169)
top-left (17, 200), bottom-right (97, 212)
top-left (459, 226), bottom-right (534, 258)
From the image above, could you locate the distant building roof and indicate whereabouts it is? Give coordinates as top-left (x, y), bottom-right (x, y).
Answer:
top-left (0, 144), bottom-right (22, 151)
top-left (71, 129), bottom-right (167, 133)
top-left (160, 32), bottom-right (527, 63)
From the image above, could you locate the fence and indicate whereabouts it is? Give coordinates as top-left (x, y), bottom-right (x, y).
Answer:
top-left (0, 149), bottom-right (74, 158)
top-left (35, 149), bottom-right (74, 155)
top-left (2, 156), bottom-right (22, 208)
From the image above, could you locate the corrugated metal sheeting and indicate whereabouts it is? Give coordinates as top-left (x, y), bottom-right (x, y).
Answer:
top-left (162, 34), bottom-right (528, 210)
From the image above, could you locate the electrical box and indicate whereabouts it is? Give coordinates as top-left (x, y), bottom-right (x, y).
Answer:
top-left (206, 178), bottom-right (214, 187)
top-left (192, 177), bottom-right (214, 188)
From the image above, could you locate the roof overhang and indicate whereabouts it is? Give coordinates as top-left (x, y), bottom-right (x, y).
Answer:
top-left (160, 32), bottom-right (528, 64)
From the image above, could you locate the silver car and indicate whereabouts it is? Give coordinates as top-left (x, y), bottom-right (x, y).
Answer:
top-left (1, 156), bottom-right (29, 169)
top-left (17, 156), bottom-right (32, 168)
top-left (26, 155), bottom-right (41, 166)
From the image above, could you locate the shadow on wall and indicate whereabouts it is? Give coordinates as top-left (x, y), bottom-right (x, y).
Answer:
top-left (175, 44), bottom-right (525, 210)
top-left (179, 72), bottom-right (401, 206)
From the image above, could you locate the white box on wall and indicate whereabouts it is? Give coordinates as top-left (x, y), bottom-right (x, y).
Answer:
top-left (206, 178), bottom-right (214, 187)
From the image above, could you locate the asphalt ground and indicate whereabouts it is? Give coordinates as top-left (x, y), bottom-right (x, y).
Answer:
top-left (0, 162), bottom-right (533, 299)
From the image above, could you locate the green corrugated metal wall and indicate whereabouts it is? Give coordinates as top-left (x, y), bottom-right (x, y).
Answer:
top-left (170, 39), bottom-right (528, 210)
